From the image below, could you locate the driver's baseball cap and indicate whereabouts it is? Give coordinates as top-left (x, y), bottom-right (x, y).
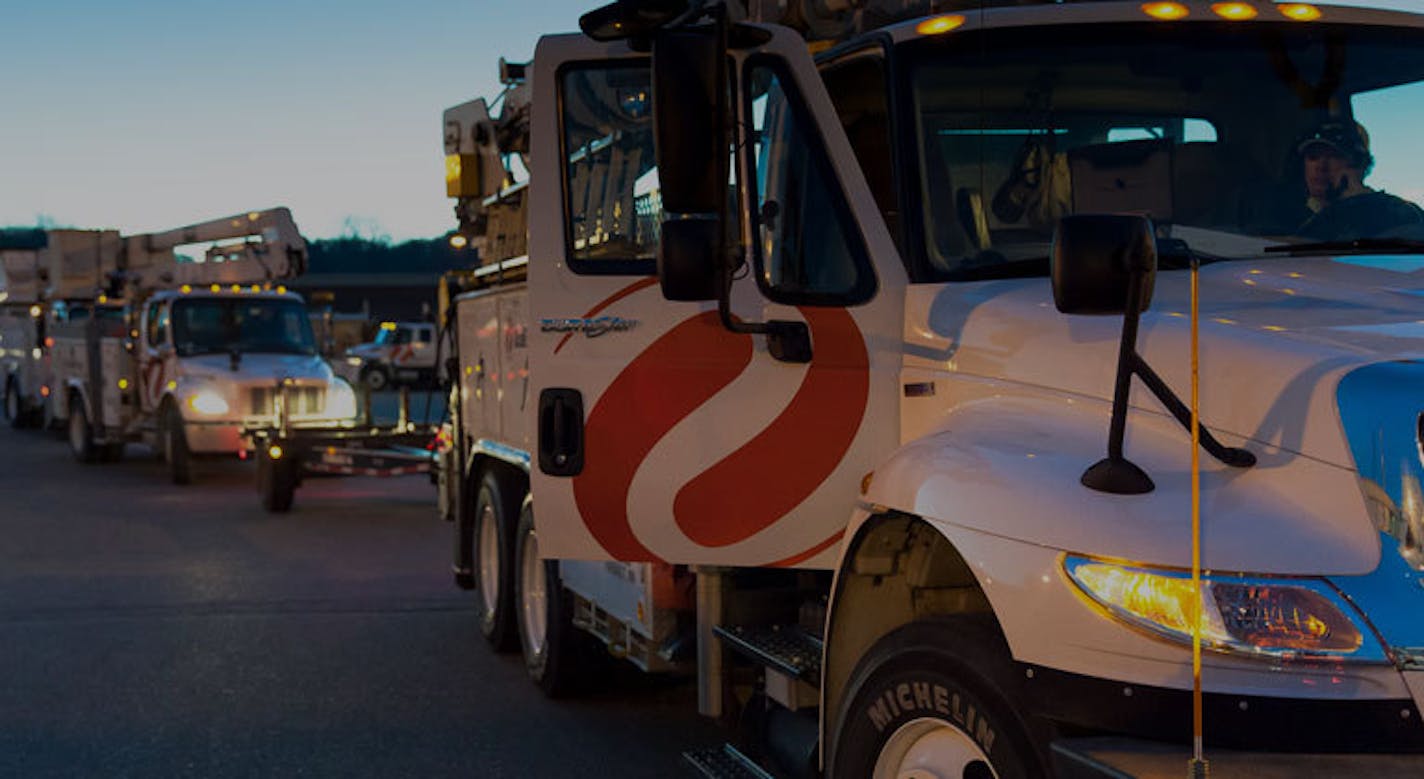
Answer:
top-left (1298, 120), bottom-right (1371, 166)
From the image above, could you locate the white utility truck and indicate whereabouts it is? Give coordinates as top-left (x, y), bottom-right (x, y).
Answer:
top-left (340, 320), bottom-right (440, 390)
top-left (2, 231), bottom-right (123, 429)
top-left (1, 241), bottom-right (48, 428)
top-left (440, 1), bottom-right (1424, 776)
top-left (49, 208), bottom-right (359, 483)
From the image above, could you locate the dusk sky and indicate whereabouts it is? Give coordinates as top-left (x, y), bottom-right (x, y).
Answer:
top-left (3, 1), bottom-right (1421, 241)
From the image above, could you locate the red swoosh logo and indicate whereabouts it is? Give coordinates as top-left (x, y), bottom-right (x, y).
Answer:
top-left (571, 307), bottom-right (869, 563)
top-left (673, 308), bottom-right (869, 547)
top-left (572, 311), bottom-right (753, 560)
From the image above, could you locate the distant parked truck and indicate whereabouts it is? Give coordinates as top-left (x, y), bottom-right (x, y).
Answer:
top-left (340, 320), bottom-right (438, 390)
top-left (1, 232), bottom-right (115, 429)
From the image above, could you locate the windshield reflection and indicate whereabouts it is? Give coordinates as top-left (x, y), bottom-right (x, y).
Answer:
top-left (172, 298), bottom-right (316, 357)
top-left (909, 20), bottom-right (1424, 279)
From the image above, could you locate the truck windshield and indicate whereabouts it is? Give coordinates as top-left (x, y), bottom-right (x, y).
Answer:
top-left (373, 326), bottom-right (410, 346)
top-left (171, 298), bottom-right (316, 356)
top-left (906, 20), bottom-right (1424, 280)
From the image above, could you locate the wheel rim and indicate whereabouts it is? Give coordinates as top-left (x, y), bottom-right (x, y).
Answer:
top-left (519, 524), bottom-right (548, 658)
top-left (478, 503), bottom-right (501, 617)
top-left (4, 387), bottom-right (17, 421)
top-left (68, 406), bottom-right (86, 454)
top-left (873, 717), bottom-right (998, 779)
top-left (366, 370), bottom-right (387, 391)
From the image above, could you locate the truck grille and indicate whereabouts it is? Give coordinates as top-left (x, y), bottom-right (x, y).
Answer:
top-left (249, 386), bottom-right (325, 417)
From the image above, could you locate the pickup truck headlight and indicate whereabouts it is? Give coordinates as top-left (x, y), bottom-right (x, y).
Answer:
top-left (1064, 556), bottom-right (1386, 662)
top-left (187, 388), bottom-right (229, 416)
top-left (326, 377), bottom-right (358, 419)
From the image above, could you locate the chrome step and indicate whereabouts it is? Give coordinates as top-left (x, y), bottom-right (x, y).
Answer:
top-left (684, 744), bottom-right (777, 779)
top-left (713, 624), bottom-right (822, 684)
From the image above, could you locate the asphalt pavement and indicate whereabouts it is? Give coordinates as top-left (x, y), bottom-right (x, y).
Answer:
top-left (0, 395), bottom-right (721, 777)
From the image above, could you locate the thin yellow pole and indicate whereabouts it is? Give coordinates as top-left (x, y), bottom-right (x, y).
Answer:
top-left (1189, 260), bottom-right (1207, 779)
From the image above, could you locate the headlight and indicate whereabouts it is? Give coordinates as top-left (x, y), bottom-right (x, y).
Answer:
top-left (326, 378), bottom-right (358, 419)
top-left (187, 388), bottom-right (229, 416)
top-left (1064, 556), bottom-right (1385, 661)
top-left (345, 356), bottom-right (364, 366)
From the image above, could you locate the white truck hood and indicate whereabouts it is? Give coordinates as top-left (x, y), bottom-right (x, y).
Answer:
top-left (179, 353), bottom-right (333, 383)
top-left (901, 255), bottom-right (1424, 575)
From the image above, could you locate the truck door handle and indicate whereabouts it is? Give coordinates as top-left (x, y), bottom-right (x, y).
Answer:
top-left (538, 388), bottom-right (584, 476)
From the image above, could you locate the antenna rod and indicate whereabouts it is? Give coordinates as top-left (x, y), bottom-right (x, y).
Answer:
top-left (1189, 257), bottom-right (1207, 779)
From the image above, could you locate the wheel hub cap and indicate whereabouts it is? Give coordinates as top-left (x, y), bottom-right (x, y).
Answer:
top-left (520, 528), bottom-right (548, 656)
top-left (874, 717), bottom-right (997, 779)
top-left (478, 504), bottom-right (500, 614)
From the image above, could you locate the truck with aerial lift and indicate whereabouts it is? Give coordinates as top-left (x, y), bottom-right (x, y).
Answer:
top-left (46, 208), bottom-right (362, 483)
top-left (438, 1), bottom-right (1424, 776)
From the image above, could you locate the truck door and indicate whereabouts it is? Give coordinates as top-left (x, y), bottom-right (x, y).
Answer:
top-left (529, 28), bottom-right (905, 567)
top-left (138, 298), bottom-right (172, 414)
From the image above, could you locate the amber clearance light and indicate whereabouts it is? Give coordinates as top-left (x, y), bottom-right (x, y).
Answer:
top-left (916, 14), bottom-right (966, 35)
top-left (1212, 2), bottom-right (1259, 20)
top-left (1141, 2), bottom-right (1189, 20)
top-left (1277, 3), bottom-right (1321, 21)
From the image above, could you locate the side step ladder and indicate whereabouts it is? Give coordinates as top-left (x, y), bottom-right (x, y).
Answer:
top-left (683, 624), bottom-right (824, 779)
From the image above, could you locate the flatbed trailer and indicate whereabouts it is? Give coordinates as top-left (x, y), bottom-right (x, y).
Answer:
top-left (243, 386), bottom-right (440, 512)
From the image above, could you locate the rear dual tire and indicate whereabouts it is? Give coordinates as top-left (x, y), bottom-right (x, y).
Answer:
top-left (473, 471), bottom-right (520, 652)
top-left (514, 500), bottom-right (592, 697)
top-left (4, 379), bottom-right (38, 430)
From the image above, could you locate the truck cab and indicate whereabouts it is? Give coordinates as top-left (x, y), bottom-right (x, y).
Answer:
top-left (448, 2), bottom-right (1424, 776)
top-left (130, 288), bottom-right (356, 467)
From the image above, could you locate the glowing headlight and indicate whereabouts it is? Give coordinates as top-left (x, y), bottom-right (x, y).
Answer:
top-left (345, 356), bottom-right (364, 366)
top-left (187, 388), bottom-right (229, 416)
top-left (326, 378), bottom-right (358, 420)
top-left (1064, 556), bottom-right (1384, 661)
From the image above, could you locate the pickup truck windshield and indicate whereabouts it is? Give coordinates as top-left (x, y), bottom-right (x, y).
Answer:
top-left (907, 20), bottom-right (1424, 280)
top-left (172, 298), bottom-right (316, 357)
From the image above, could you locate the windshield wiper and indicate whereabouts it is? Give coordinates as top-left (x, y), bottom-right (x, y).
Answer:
top-left (1264, 237), bottom-right (1424, 256)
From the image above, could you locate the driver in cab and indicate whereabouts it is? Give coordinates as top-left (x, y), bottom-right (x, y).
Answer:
top-left (1295, 119), bottom-right (1424, 241)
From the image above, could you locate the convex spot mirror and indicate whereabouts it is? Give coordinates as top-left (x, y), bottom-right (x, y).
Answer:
top-left (653, 22), bottom-right (727, 302)
top-left (1052, 214), bottom-right (1157, 315)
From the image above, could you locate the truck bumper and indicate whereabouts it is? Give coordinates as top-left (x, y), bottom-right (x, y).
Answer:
top-left (184, 422), bottom-right (245, 454)
top-left (188, 419), bottom-right (353, 454)
top-left (1052, 737), bottom-right (1424, 778)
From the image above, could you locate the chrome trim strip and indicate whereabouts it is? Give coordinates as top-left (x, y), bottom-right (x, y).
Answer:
top-left (1333, 362), bottom-right (1424, 663)
top-left (472, 438), bottom-right (531, 473)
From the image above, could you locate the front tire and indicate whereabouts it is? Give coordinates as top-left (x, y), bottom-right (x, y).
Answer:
top-left (515, 499), bottom-right (591, 697)
top-left (473, 469), bottom-right (519, 651)
top-left (163, 403), bottom-right (194, 485)
top-left (361, 364), bottom-right (390, 392)
top-left (829, 620), bottom-right (1048, 779)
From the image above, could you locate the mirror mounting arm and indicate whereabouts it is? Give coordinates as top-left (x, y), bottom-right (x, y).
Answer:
top-left (1084, 263), bottom-right (1255, 496)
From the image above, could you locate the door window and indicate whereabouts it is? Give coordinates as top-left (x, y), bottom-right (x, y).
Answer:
top-left (747, 63), bottom-right (875, 306)
top-left (146, 302), bottom-right (168, 347)
top-left (559, 62), bottom-right (658, 275)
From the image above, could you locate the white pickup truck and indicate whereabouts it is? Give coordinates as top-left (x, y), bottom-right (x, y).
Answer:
top-left (340, 320), bottom-right (439, 390)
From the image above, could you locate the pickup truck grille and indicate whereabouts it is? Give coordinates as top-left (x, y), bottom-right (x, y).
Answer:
top-left (249, 386), bottom-right (325, 417)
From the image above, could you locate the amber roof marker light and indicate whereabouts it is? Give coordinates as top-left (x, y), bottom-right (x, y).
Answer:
top-left (1277, 3), bottom-right (1322, 21)
top-left (915, 14), bottom-right (966, 35)
top-left (1141, 2), bottom-right (1190, 20)
top-left (1212, 2), bottom-right (1259, 20)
